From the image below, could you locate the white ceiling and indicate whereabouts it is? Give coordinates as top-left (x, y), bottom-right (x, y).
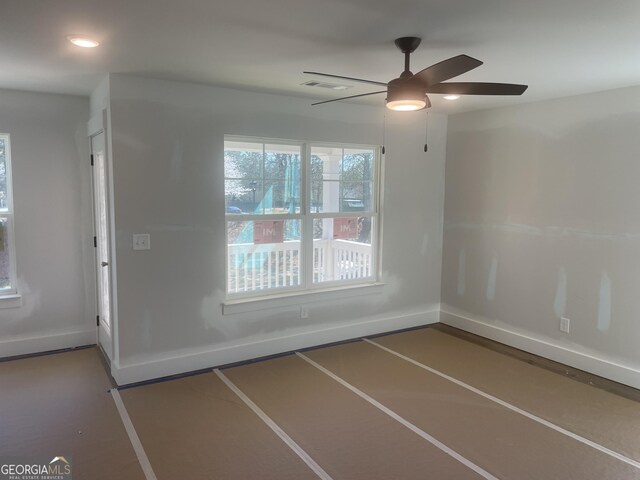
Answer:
top-left (1, 0), bottom-right (640, 113)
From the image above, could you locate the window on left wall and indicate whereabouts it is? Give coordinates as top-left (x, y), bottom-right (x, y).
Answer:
top-left (0, 133), bottom-right (17, 295)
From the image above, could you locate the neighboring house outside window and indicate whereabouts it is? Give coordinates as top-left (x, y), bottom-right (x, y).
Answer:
top-left (224, 137), bottom-right (381, 298)
top-left (0, 133), bottom-right (17, 295)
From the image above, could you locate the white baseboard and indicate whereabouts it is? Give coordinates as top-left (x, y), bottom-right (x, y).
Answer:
top-left (0, 329), bottom-right (97, 359)
top-left (440, 307), bottom-right (640, 390)
top-left (112, 307), bottom-right (440, 386)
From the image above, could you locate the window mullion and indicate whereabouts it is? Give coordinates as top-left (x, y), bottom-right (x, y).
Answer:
top-left (374, 146), bottom-right (383, 281)
top-left (339, 147), bottom-right (344, 212)
top-left (261, 143), bottom-right (266, 215)
top-left (302, 143), bottom-right (313, 289)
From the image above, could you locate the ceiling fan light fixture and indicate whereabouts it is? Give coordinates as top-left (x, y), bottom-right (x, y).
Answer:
top-left (386, 81), bottom-right (426, 111)
top-left (386, 99), bottom-right (426, 111)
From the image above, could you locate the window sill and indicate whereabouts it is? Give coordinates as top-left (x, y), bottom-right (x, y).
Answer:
top-left (0, 293), bottom-right (22, 309)
top-left (223, 283), bottom-right (386, 315)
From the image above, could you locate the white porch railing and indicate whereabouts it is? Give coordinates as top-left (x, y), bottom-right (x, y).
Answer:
top-left (312, 239), bottom-right (374, 283)
top-left (227, 239), bottom-right (373, 293)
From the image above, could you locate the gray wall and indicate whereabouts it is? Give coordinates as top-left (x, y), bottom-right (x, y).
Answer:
top-left (442, 85), bottom-right (640, 386)
top-left (4, 74), bottom-right (638, 387)
top-left (107, 74), bottom-right (446, 383)
top-left (0, 89), bottom-right (94, 356)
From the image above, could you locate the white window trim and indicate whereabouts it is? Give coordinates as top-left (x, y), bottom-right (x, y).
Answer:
top-left (0, 133), bottom-right (18, 301)
top-left (223, 282), bottom-right (386, 315)
top-left (224, 136), bottom-right (383, 305)
top-left (0, 293), bottom-right (22, 309)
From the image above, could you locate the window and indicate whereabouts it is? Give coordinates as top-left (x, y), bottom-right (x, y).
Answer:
top-left (225, 137), bottom-right (380, 298)
top-left (0, 134), bottom-right (17, 295)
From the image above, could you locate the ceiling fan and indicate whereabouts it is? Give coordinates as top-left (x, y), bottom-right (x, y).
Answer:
top-left (305, 37), bottom-right (528, 111)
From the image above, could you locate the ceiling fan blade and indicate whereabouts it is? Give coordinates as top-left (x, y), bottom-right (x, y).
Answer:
top-left (426, 82), bottom-right (528, 95)
top-left (311, 91), bottom-right (387, 106)
top-left (304, 71), bottom-right (388, 87)
top-left (412, 55), bottom-right (483, 86)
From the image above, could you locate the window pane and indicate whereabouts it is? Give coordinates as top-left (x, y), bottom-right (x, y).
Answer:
top-left (264, 144), bottom-right (301, 178)
top-left (0, 138), bottom-right (7, 211)
top-left (311, 181), bottom-right (373, 213)
top-left (227, 219), bottom-right (302, 293)
top-left (224, 142), bottom-right (262, 179)
top-left (342, 148), bottom-right (374, 182)
top-left (310, 146), bottom-right (376, 213)
top-left (312, 216), bottom-right (374, 283)
top-left (263, 179), bottom-right (301, 214)
top-left (224, 141), bottom-right (301, 215)
top-left (225, 179), bottom-right (263, 214)
top-left (341, 182), bottom-right (372, 212)
top-left (310, 146), bottom-right (338, 211)
top-left (0, 217), bottom-right (10, 290)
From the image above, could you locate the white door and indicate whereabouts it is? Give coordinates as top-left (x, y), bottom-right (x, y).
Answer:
top-left (91, 132), bottom-right (113, 360)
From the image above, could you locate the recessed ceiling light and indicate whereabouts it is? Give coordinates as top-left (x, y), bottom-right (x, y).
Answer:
top-left (67, 35), bottom-right (100, 48)
top-left (443, 95), bottom-right (461, 101)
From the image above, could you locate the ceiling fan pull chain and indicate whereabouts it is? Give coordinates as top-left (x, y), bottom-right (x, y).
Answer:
top-left (424, 110), bottom-right (429, 153)
top-left (382, 107), bottom-right (387, 155)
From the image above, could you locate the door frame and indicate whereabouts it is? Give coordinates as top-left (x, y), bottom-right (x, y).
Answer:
top-left (88, 109), bottom-right (116, 364)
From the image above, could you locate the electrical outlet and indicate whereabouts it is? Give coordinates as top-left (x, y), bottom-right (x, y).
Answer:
top-left (300, 306), bottom-right (309, 319)
top-left (133, 233), bottom-right (151, 250)
top-left (560, 317), bottom-right (570, 333)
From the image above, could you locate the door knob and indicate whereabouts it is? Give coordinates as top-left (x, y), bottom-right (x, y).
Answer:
top-left (101, 261), bottom-right (109, 267)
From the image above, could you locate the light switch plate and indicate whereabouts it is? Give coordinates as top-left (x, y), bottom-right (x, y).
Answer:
top-left (133, 233), bottom-right (150, 250)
